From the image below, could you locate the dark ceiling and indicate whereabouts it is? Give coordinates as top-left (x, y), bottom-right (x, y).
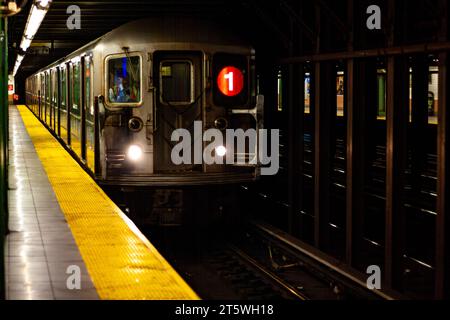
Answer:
top-left (7, 0), bottom-right (301, 77)
top-left (7, 0), bottom-right (445, 78)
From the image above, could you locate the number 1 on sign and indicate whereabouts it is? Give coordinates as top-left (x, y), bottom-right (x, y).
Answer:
top-left (224, 72), bottom-right (234, 92)
top-left (217, 66), bottom-right (243, 97)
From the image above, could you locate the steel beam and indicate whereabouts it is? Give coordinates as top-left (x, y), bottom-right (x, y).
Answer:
top-left (280, 41), bottom-right (450, 64)
top-left (436, 52), bottom-right (450, 300)
top-left (312, 2), bottom-right (334, 252)
top-left (345, 57), bottom-right (367, 267)
top-left (435, 0), bottom-right (450, 300)
top-left (435, 54), bottom-right (450, 296)
top-left (345, 0), bottom-right (363, 267)
top-left (286, 7), bottom-right (305, 237)
top-left (286, 63), bottom-right (305, 236)
top-left (0, 16), bottom-right (7, 300)
top-left (384, 55), bottom-right (408, 290)
top-left (313, 60), bottom-right (334, 251)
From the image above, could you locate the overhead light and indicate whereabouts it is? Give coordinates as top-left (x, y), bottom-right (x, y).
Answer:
top-left (13, 0), bottom-right (52, 75)
top-left (16, 54), bottom-right (25, 65)
top-left (23, 1), bottom-right (52, 40)
top-left (36, 0), bottom-right (52, 8)
top-left (20, 38), bottom-right (32, 51)
top-left (12, 54), bottom-right (25, 76)
top-left (23, 5), bottom-right (47, 39)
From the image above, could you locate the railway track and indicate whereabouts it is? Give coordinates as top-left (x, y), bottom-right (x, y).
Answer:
top-left (227, 245), bottom-right (309, 300)
top-left (246, 137), bottom-right (438, 299)
top-left (146, 217), bottom-right (392, 300)
top-left (246, 221), bottom-right (401, 300)
top-left (206, 245), bottom-right (309, 300)
top-left (232, 221), bottom-right (398, 300)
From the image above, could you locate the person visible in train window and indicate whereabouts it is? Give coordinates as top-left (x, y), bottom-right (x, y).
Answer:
top-left (122, 77), bottom-right (131, 102)
top-left (128, 81), bottom-right (139, 102)
top-left (109, 76), bottom-right (126, 102)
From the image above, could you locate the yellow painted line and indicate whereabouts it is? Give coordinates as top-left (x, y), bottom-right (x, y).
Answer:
top-left (17, 105), bottom-right (199, 300)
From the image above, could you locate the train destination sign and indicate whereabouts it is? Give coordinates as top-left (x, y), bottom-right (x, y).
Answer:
top-left (217, 66), bottom-right (244, 97)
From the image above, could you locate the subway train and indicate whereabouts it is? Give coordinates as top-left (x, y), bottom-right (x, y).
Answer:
top-left (25, 17), bottom-right (263, 225)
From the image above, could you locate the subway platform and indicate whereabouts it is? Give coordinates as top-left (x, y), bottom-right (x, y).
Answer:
top-left (4, 105), bottom-right (198, 300)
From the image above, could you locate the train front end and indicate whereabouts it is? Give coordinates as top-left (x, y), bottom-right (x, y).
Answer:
top-left (101, 48), bottom-right (263, 187)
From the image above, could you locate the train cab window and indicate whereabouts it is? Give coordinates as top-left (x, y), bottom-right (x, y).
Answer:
top-left (159, 61), bottom-right (194, 105)
top-left (106, 54), bottom-right (141, 105)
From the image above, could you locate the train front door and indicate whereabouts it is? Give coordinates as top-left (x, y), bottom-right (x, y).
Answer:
top-left (153, 51), bottom-right (203, 173)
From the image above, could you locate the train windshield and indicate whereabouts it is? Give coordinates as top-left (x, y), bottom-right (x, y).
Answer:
top-left (107, 55), bottom-right (141, 104)
top-left (160, 60), bottom-right (194, 105)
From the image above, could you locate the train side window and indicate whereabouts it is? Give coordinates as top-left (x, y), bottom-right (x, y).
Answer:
top-left (72, 62), bottom-right (81, 115)
top-left (45, 72), bottom-right (50, 101)
top-left (106, 54), bottom-right (142, 105)
top-left (85, 57), bottom-right (93, 121)
top-left (51, 69), bottom-right (57, 105)
top-left (61, 67), bottom-right (66, 107)
top-left (40, 74), bottom-right (44, 99)
top-left (159, 61), bottom-right (194, 105)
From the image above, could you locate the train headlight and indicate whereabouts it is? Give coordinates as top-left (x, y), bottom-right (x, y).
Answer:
top-left (127, 145), bottom-right (143, 161)
top-left (215, 145), bottom-right (227, 157)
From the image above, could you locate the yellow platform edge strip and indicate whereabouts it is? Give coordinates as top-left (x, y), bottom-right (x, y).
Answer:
top-left (17, 105), bottom-right (199, 300)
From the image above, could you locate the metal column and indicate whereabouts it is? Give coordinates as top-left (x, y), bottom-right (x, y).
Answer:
top-left (436, 0), bottom-right (450, 300)
top-left (384, 55), bottom-right (408, 290)
top-left (313, 2), bottom-right (334, 251)
top-left (346, 58), bottom-right (367, 267)
top-left (286, 11), bottom-right (305, 237)
top-left (436, 52), bottom-right (450, 300)
top-left (345, 0), bottom-right (365, 267)
top-left (313, 60), bottom-right (334, 251)
top-left (383, 0), bottom-right (408, 292)
top-left (0, 15), bottom-right (7, 300)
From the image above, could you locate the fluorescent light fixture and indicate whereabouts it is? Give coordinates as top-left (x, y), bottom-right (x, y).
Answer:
top-left (37, 0), bottom-right (51, 7)
top-left (20, 38), bottom-right (32, 51)
top-left (23, 4), bottom-right (48, 39)
top-left (16, 54), bottom-right (25, 65)
top-left (12, 55), bottom-right (25, 76)
top-left (14, 0), bottom-right (52, 75)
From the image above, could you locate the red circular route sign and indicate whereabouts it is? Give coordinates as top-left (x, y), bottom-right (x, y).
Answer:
top-left (217, 66), bottom-right (244, 97)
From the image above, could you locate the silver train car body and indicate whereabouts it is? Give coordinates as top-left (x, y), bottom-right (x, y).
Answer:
top-left (25, 17), bottom-right (263, 188)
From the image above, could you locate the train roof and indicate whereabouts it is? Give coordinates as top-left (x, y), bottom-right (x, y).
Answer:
top-left (102, 16), bottom-right (252, 47)
top-left (29, 16), bottom-right (253, 76)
